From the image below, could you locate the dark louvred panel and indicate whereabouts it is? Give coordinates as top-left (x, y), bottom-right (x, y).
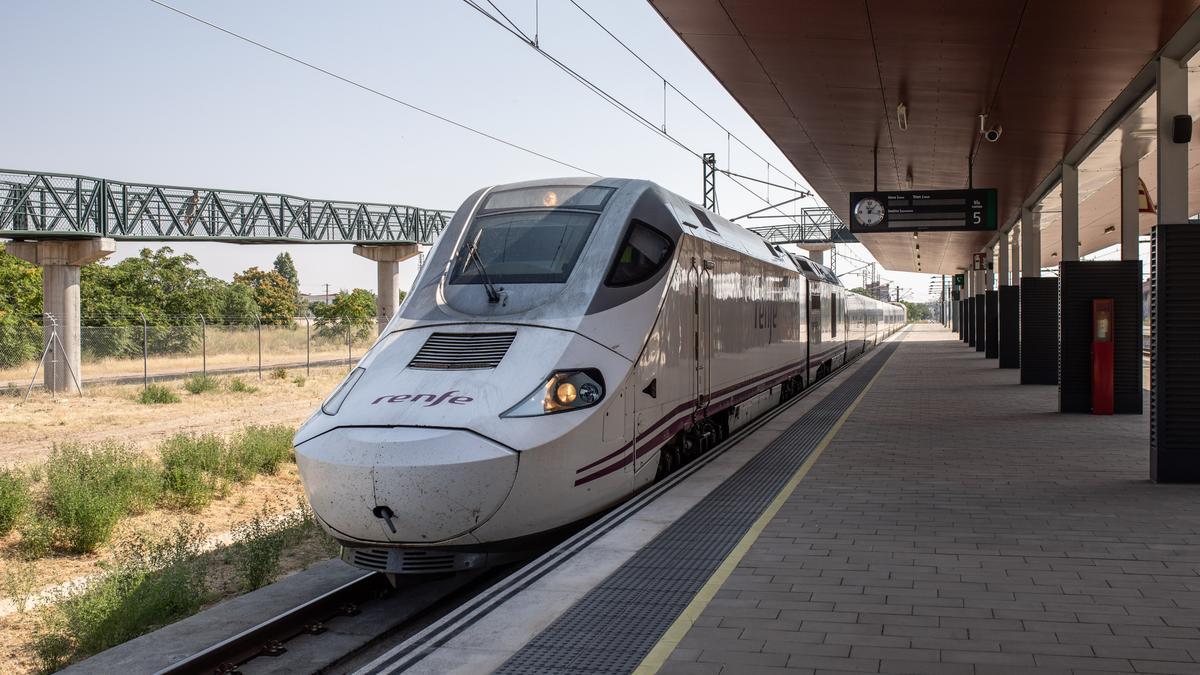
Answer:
top-left (985, 290), bottom-right (999, 359)
top-left (409, 332), bottom-right (516, 370)
top-left (998, 285), bottom-right (1020, 368)
top-left (975, 294), bottom-right (986, 351)
top-left (1152, 225), bottom-right (1200, 482)
top-left (1021, 277), bottom-right (1058, 385)
top-left (1058, 261), bottom-right (1142, 414)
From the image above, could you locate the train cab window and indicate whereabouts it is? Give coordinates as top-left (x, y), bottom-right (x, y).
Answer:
top-left (451, 185), bottom-right (615, 285)
top-left (452, 210), bottom-right (598, 284)
top-left (606, 220), bottom-right (674, 287)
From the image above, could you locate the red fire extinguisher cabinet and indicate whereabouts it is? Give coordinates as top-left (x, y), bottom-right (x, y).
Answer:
top-left (1092, 298), bottom-right (1114, 415)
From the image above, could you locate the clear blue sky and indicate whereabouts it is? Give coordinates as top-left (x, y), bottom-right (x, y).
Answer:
top-left (7, 0), bottom-right (937, 300)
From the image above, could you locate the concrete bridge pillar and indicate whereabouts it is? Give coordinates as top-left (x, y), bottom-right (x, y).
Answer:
top-left (353, 243), bottom-right (419, 332)
top-left (806, 244), bottom-right (832, 268)
top-left (7, 237), bottom-right (116, 392)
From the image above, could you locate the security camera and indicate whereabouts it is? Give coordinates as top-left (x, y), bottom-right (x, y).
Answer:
top-left (983, 126), bottom-right (1003, 143)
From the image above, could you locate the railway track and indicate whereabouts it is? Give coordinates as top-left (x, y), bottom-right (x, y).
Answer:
top-left (154, 564), bottom-right (527, 675)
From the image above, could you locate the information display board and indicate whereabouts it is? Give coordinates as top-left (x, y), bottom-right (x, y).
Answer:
top-left (848, 188), bottom-right (997, 233)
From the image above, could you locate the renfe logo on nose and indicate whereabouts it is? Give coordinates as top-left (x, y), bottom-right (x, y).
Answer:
top-left (370, 391), bottom-right (474, 407)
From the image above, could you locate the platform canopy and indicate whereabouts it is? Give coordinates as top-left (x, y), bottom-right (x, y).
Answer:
top-left (650, 0), bottom-right (1200, 274)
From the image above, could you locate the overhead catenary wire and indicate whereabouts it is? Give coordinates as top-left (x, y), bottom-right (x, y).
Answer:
top-left (146, 0), bottom-right (600, 177)
top-left (565, 0), bottom-right (807, 192)
top-left (150, 0), bottom-right (832, 246)
top-left (457, 0), bottom-right (812, 226)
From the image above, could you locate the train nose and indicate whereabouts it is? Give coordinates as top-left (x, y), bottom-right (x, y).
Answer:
top-left (295, 426), bottom-right (517, 544)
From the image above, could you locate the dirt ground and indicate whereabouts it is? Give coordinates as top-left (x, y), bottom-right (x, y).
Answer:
top-left (0, 367), bottom-right (351, 672)
top-left (0, 365), bottom-right (348, 467)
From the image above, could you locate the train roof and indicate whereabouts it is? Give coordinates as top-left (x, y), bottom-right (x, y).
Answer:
top-left (477, 177), bottom-right (846, 285)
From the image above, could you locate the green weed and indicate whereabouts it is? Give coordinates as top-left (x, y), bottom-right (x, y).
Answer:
top-left (270, 367), bottom-right (288, 380)
top-left (225, 425), bottom-right (294, 481)
top-left (0, 468), bottom-right (32, 536)
top-left (227, 377), bottom-right (259, 394)
top-left (226, 505), bottom-right (307, 592)
top-left (292, 375), bottom-right (306, 387)
top-left (44, 442), bottom-right (162, 553)
top-left (159, 433), bottom-right (225, 511)
top-left (183, 374), bottom-right (220, 395)
top-left (136, 384), bottom-right (179, 405)
top-left (17, 515), bottom-right (56, 560)
top-left (2, 559), bottom-right (40, 613)
top-left (33, 522), bottom-right (209, 672)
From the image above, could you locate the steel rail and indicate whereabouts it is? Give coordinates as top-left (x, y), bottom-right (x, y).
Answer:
top-left (156, 572), bottom-right (388, 675)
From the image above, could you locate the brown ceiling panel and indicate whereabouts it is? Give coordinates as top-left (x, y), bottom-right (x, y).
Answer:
top-left (722, 0), bottom-right (870, 39)
top-left (682, 34), bottom-right (771, 83)
top-left (1017, 0), bottom-right (1199, 50)
top-left (867, 0), bottom-right (1024, 46)
top-left (650, 0), bottom-right (1200, 275)
top-left (751, 36), bottom-right (879, 89)
top-left (651, 0), bottom-right (735, 35)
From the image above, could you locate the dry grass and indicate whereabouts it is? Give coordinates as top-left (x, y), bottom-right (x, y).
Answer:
top-left (0, 325), bottom-right (375, 388)
top-left (0, 360), bottom-right (352, 672)
top-left (0, 366), bottom-right (347, 468)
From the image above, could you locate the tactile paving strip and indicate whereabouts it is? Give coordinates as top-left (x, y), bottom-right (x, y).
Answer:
top-left (496, 342), bottom-right (900, 674)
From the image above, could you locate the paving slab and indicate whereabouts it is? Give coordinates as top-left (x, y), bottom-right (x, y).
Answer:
top-left (670, 324), bottom-right (1200, 674)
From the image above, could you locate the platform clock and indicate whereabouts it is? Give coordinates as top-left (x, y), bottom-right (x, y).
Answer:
top-left (853, 196), bottom-right (885, 227)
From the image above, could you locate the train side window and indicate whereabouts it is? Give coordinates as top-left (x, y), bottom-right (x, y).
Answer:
top-left (606, 220), bottom-right (674, 287)
top-left (830, 294), bottom-right (838, 337)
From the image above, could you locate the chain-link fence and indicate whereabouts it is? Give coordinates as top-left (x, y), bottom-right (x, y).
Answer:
top-left (0, 315), bottom-right (379, 390)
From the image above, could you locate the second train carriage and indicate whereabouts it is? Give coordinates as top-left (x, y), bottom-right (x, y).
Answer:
top-left (294, 178), bottom-right (904, 575)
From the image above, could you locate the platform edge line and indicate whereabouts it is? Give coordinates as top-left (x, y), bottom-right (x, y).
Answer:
top-left (632, 340), bottom-right (903, 675)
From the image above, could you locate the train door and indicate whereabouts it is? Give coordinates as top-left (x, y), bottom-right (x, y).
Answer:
top-left (696, 246), bottom-right (713, 414)
top-left (806, 279), bottom-right (820, 379)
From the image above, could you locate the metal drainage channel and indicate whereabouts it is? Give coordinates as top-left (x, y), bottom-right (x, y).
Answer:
top-left (496, 339), bottom-right (901, 674)
top-left (356, 333), bottom-right (903, 675)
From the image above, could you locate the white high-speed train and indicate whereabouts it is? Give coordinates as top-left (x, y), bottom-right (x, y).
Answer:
top-left (294, 178), bottom-right (903, 575)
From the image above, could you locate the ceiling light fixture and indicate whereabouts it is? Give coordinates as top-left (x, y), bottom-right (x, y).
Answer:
top-left (1104, 225), bottom-right (1116, 234)
top-left (897, 102), bottom-right (909, 131)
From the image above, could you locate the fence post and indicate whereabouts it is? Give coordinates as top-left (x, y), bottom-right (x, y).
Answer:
top-left (305, 316), bottom-right (311, 376)
top-left (199, 314), bottom-right (207, 378)
top-left (140, 312), bottom-right (148, 390)
top-left (257, 315), bottom-right (263, 380)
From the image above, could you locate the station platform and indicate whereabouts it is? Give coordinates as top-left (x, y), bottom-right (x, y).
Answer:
top-left (358, 325), bottom-right (1200, 675)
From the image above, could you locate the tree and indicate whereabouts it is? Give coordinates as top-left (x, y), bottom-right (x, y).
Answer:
top-left (82, 247), bottom-right (256, 356)
top-left (311, 289), bottom-right (381, 342)
top-left (0, 245), bottom-right (42, 368)
top-left (897, 300), bottom-right (931, 323)
top-left (233, 267), bottom-right (297, 325)
top-left (273, 252), bottom-right (299, 292)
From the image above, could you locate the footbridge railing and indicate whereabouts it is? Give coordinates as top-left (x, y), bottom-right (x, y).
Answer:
top-left (0, 169), bottom-right (454, 245)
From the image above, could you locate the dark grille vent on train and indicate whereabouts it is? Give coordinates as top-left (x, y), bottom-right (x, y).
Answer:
top-left (343, 547), bottom-right (483, 574)
top-left (409, 332), bottom-right (516, 370)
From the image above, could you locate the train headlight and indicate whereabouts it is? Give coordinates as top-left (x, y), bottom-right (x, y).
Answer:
top-left (502, 369), bottom-right (605, 417)
top-left (555, 382), bottom-right (577, 405)
top-left (321, 367), bottom-right (364, 416)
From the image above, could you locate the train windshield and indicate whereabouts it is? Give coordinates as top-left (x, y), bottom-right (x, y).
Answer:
top-left (451, 186), bottom-right (614, 285)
